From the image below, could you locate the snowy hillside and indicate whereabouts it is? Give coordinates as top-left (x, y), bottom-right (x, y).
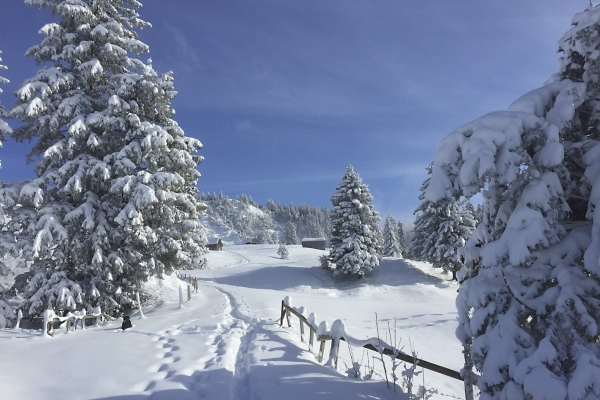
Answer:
top-left (201, 193), bottom-right (331, 245)
top-left (0, 246), bottom-right (463, 400)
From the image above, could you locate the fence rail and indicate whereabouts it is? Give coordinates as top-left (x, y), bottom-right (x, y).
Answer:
top-left (279, 299), bottom-right (478, 400)
top-left (44, 313), bottom-right (104, 336)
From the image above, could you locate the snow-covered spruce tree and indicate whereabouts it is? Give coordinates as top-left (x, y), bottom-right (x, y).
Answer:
top-left (328, 165), bottom-right (382, 277)
top-left (10, 0), bottom-right (206, 317)
top-left (396, 221), bottom-right (406, 255)
top-left (408, 168), bottom-right (433, 261)
top-left (0, 50), bottom-right (19, 279)
top-left (0, 50), bottom-right (23, 328)
top-left (411, 172), bottom-right (475, 280)
top-left (383, 216), bottom-right (402, 257)
top-left (428, 5), bottom-right (600, 398)
top-left (285, 221), bottom-right (299, 245)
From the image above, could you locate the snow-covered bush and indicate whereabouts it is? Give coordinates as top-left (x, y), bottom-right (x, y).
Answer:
top-left (0, 299), bottom-right (15, 328)
top-left (319, 254), bottom-right (330, 269)
top-left (277, 244), bottom-right (289, 260)
top-left (9, 0), bottom-right (206, 316)
top-left (328, 166), bottom-right (382, 277)
top-left (428, 5), bottom-right (600, 398)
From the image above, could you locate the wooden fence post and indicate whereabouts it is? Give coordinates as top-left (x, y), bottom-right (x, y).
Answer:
top-left (285, 307), bottom-right (292, 327)
top-left (318, 340), bottom-right (326, 363)
top-left (187, 284), bottom-right (191, 302)
top-left (329, 338), bottom-right (340, 370)
top-left (309, 327), bottom-right (315, 352)
top-left (279, 301), bottom-right (286, 326)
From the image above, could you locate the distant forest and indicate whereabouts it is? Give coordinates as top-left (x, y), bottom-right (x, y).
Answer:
top-left (199, 193), bottom-right (331, 244)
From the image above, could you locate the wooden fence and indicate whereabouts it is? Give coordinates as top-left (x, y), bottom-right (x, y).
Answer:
top-left (176, 273), bottom-right (199, 301)
top-left (279, 299), bottom-right (478, 400)
top-left (44, 313), bottom-right (104, 337)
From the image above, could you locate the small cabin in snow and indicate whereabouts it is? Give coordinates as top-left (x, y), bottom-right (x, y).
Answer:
top-left (207, 239), bottom-right (223, 251)
top-left (301, 237), bottom-right (326, 250)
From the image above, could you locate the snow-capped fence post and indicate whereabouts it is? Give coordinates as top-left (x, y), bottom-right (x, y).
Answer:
top-left (15, 309), bottom-right (22, 329)
top-left (327, 337), bottom-right (340, 370)
top-left (326, 320), bottom-right (345, 370)
top-left (187, 284), bottom-right (191, 302)
top-left (280, 296), bottom-right (292, 327)
top-left (317, 339), bottom-right (327, 363)
top-left (178, 286), bottom-right (184, 309)
top-left (299, 316), bottom-right (305, 340)
top-left (43, 309), bottom-right (54, 337)
top-left (279, 300), bottom-right (288, 327)
top-left (136, 292), bottom-right (146, 319)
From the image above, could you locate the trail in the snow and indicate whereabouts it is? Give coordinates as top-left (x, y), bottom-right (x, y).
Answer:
top-left (208, 249), bottom-right (250, 270)
top-left (204, 283), bottom-right (259, 400)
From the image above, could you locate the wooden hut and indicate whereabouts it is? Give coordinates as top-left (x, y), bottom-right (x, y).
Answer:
top-left (207, 238), bottom-right (223, 251)
top-left (301, 237), bottom-right (326, 250)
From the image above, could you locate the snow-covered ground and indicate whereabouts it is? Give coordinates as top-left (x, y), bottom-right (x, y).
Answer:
top-left (0, 246), bottom-right (464, 400)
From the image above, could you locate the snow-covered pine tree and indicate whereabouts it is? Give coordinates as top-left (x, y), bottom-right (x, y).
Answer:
top-left (10, 0), bottom-right (206, 317)
top-left (0, 50), bottom-right (19, 287)
top-left (0, 52), bottom-right (28, 329)
top-left (285, 221), bottom-right (299, 245)
top-left (409, 168), bottom-right (434, 261)
top-left (328, 165), bottom-right (382, 277)
top-left (383, 216), bottom-right (402, 257)
top-left (411, 172), bottom-right (475, 280)
top-left (277, 243), bottom-right (289, 260)
top-left (428, 5), bottom-right (600, 398)
top-left (464, 201), bottom-right (484, 227)
top-left (270, 231), bottom-right (279, 244)
top-left (396, 220), bottom-right (406, 255)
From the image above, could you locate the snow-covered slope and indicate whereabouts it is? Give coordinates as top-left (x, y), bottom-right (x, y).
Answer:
top-left (201, 193), bottom-right (331, 245)
top-left (0, 246), bottom-right (462, 399)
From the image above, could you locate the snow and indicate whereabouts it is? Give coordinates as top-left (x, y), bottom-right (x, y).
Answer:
top-left (0, 246), bottom-right (464, 399)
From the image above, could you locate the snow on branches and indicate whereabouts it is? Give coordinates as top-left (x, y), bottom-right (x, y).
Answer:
top-left (383, 216), bottom-right (402, 258)
top-left (328, 165), bottom-right (382, 277)
top-left (410, 168), bottom-right (475, 281)
top-left (7, 0), bottom-right (207, 317)
top-left (428, 5), bottom-right (600, 399)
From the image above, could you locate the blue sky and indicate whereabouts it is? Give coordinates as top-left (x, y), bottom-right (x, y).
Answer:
top-left (0, 1), bottom-right (588, 224)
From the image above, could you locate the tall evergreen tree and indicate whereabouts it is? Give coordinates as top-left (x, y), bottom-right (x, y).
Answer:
top-left (328, 165), bottom-right (382, 277)
top-left (428, 5), bottom-right (600, 397)
top-left (383, 216), bottom-right (402, 257)
top-left (0, 49), bottom-right (16, 328)
top-left (9, 0), bottom-right (206, 317)
top-left (396, 220), bottom-right (406, 255)
top-left (285, 221), bottom-right (299, 245)
top-left (411, 170), bottom-right (475, 280)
